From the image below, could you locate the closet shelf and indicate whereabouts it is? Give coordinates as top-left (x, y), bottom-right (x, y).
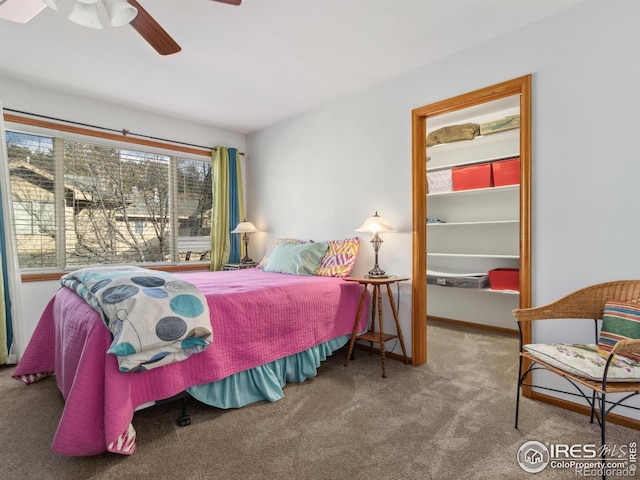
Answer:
top-left (427, 284), bottom-right (520, 295)
top-left (428, 253), bottom-right (519, 259)
top-left (427, 220), bottom-right (518, 227)
top-left (422, 82), bottom-right (529, 334)
top-left (426, 152), bottom-right (519, 173)
top-left (427, 184), bottom-right (518, 198)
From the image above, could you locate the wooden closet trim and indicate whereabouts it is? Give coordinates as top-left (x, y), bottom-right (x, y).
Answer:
top-left (411, 75), bottom-right (532, 367)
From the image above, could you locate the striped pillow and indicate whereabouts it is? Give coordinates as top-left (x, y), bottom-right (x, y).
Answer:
top-left (315, 237), bottom-right (360, 277)
top-left (598, 300), bottom-right (640, 362)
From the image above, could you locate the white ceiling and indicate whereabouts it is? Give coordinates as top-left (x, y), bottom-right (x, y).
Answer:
top-left (0, 0), bottom-right (585, 134)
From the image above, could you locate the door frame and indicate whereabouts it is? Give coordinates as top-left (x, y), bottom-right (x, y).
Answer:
top-left (410, 75), bottom-right (532, 366)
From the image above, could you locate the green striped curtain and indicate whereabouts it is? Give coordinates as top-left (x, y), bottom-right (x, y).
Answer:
top-left (0, 226), bottom-right (9, 365)
top-left (0, 106), bottom-right (14, 364)
top-left (210, 146), bottom-right (245, 271)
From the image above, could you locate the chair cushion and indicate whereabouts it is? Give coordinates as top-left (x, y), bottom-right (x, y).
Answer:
top-left (523, 343), bottom-right (640, 382)
top-left (598, 300), bottom-right (640, 362)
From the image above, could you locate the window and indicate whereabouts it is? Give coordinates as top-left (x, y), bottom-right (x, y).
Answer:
top-left (6, 129), bottom-right (212, 270)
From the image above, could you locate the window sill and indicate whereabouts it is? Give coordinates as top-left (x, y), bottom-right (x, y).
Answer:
top-left (21, 263), bottom-right (212, 283)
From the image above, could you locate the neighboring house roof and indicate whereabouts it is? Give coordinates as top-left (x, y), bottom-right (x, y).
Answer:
top-left (9, 160), bottom-right (117, 212)
top-left (9, 160), bottom-right (208, 221)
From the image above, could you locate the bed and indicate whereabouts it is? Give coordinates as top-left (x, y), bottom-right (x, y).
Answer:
top-left (12, 265), bottom-right (368, 457)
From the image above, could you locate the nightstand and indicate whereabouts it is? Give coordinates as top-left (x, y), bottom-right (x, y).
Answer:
top-left (222, 262), bottom-right (258, 271)
top-left (343, 276), bottom-right (409, 378)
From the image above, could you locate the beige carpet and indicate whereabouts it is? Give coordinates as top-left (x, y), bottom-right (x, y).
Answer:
top-left (0, 322), bottom-right (636, 480)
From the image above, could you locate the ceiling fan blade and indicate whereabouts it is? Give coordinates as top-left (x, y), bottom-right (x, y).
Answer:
top-left (127, 0), bottom-right (181, 56)
top-left (212, 0), bottom-right (242, 5)
top-left (0, 0), bottom-right (46, 24)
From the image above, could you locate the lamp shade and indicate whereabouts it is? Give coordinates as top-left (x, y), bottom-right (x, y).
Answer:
top-left (231, 221), bottom-right (258, 234)
top-left (68, 0), bottom-right (103, 29)
top-left (102, 0), bottom-right (137, 26)
top-left (355, 211), bottom-right (396, 235)
top-left (40, 0), bottom-right (62, 11)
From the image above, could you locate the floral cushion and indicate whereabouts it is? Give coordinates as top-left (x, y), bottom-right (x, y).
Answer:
top-left (523, 343), bottom-right (640, 382)
top-left (315, 237), bottom-right (360, 277)
top-left (598, 300), bottom-right (640, 362)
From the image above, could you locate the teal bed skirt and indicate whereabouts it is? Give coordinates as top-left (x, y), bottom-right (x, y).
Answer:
top-left (186, 334), bottom-right (350, 409)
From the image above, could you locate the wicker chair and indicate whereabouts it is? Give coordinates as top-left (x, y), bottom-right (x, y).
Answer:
top-left (513, 280), bottom-right (640, 471)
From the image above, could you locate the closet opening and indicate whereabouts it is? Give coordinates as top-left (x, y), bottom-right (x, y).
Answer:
top-left (410, 75), bottom-right (532, 368)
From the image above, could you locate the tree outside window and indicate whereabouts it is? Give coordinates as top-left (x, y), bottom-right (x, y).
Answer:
top-left (6, 130), bottom-right (212, 270)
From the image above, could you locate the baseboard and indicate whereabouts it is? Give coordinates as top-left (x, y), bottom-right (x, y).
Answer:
top-left (428, 315), bottom-right (519, 336)
top-left (529, 390), bottom-right (640, 431)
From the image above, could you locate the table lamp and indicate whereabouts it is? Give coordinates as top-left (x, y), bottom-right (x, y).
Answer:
top-left (231, 219), bottom-right (259, 263)
top-left (355, 211), bottom-right (396, 278)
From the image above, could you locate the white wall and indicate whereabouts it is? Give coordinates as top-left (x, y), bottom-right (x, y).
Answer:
top-left (247, 0), bottom-right (640, 418)
top-left (0, 75), bottom-right (245, 150)
top-left (0, 74), bottom-right (246, 353)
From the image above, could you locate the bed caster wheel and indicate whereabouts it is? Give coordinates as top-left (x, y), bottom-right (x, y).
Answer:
top-left (178, 415), bottom-right (191, 427)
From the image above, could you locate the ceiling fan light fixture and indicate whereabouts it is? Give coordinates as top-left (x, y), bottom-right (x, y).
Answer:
top-left (102, 0), bottom-right (137, 27)
top-left (68, 0), bottom-right (102, 29)
top-left (40, 0), bottom-right (61, 11)
top-left (76, 0), bottom-right (99, 4)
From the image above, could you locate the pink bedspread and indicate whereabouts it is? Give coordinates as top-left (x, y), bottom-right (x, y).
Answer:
top-left (13, 269), bottom-right (368, 456)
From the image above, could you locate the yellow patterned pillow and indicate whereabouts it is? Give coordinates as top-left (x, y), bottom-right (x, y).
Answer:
top-left (315, 237), bottom-right (360, 277)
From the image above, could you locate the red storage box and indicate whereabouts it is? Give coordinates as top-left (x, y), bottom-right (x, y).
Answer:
top-left (489, 268), bottom-right (520, 291)
top-left (452, 163), bottom-right (493, 191)
top-left (492, 157), bottom-right (520, 186)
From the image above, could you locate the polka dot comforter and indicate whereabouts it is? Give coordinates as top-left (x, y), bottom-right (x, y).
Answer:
top-left (60, 265), bottom-right (213, 372)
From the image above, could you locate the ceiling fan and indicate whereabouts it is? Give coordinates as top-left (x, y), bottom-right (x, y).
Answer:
top-left (0, 0), bottom-right (241, 56)
top-left (128, 0), bottom-right (241, 55)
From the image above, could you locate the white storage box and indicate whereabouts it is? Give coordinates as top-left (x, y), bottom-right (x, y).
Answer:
top-left (427, 169), bottom-right (453, 194)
